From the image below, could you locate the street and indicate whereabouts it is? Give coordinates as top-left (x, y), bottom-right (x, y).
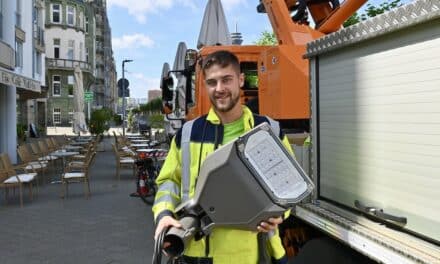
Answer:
top-left (0, 137), bottom-right (156, 264)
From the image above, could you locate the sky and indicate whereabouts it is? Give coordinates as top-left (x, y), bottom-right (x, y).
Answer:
top-left (107, 0), bottom-right (410, 99)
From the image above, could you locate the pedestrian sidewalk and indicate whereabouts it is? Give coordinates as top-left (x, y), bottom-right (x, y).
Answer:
top-left (0, 138), bottom-right (156, 264)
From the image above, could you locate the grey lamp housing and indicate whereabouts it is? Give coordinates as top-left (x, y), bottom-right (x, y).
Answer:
top-left (163, 123), bottom-right (314, 257)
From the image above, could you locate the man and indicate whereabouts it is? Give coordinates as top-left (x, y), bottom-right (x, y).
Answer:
top-left (153, 50), bottom-right (293, 264)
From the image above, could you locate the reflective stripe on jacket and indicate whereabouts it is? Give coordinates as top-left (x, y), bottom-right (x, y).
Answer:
top-left (153, 106), bottom-right (293, 263)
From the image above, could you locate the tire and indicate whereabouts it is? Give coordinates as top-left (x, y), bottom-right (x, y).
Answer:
top-left (140, 183), bottom-right (157, 205)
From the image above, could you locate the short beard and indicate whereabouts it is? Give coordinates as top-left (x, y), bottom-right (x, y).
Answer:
top-left (210, 93), bottom-right (240, 113)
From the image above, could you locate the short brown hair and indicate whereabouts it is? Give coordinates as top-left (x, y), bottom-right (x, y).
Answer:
top-left (201, 50), bottom-right (240, 75)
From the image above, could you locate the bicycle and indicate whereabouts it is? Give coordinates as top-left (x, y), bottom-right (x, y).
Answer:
top-left (131, 149), bottom-right (167, 205)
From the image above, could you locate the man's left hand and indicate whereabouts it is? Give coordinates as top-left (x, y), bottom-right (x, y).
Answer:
top-left (257, 216), bottom-right (283, 233)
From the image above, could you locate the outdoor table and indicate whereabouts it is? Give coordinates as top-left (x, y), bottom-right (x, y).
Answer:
top-left (50, 150), bottom-right (80, 183)
top-left (130, 139), bottom-right (150, 143)
top-left (131, 143), bottom-right (151, 148)
top-left (127, 135), bottom-right (143, 138)
top-left (64, 145), bottom-right (83, 151)
top-left (70, 141), bottom-right (89, 146)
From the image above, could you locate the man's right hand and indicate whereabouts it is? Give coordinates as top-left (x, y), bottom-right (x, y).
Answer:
top-left (154, 215), bottom-right (182, 240)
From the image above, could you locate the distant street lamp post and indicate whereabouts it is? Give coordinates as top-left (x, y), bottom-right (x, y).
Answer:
top-left (122, 59), bottom-right (133, 136)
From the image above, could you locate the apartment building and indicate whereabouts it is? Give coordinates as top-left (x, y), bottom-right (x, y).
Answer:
top-left (0, 0), bottom-right (46, 162)
top-left (45, 0), bottom-right (117, 126)
top-left (45, 0), bottom-right (95, 126)
top-left (92, 0), bottom-right (117, 111)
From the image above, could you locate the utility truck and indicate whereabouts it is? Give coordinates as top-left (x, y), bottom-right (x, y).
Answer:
top-left (290, 0), bottom-right (440, 262)
top-left (161, 0), bottom-right (366, 136)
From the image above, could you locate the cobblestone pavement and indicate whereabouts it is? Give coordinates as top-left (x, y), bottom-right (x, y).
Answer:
top-left (0, 138), bottom-right (156, 264)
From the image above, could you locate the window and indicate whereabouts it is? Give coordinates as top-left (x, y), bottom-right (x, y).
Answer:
top-left (15, 40), bottom-right (23, 70)
top-left (67, 40), bottom-right (74, 60)
top-left (80, 42), bottom-right (83, 61)
top-left (16, 0), bottom-right (21, 28)
top-left (36, 52), bottom-right (42, 74)
top-left (79, 11), bottom-right (83, 28)
top-left (85, 17), bottom-right (89, 33)
top-left (33, 50), bottom-right (42, 78)
top-left (53, 108), bottom-right (61, 124)
top-left (67, 5), bottom-right (75, 26)
top-left (53, 38), bottom-right (60, 58)
top-left (69, 110), bottom-right (74, 124)
top-left (85, 47), bottom-right (89, 62)
top-left (68, 75), bottom-right (74, 97)
top-left (52, 4), bottom-right (61, 23)
top-left (53, 75), bottom-right (61, 96)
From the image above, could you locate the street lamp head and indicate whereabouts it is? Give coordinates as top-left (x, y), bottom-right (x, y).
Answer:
top-left (123, 59), bottom-right (133, 63)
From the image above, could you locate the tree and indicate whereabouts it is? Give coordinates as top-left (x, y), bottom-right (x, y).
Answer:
top-left (139, 97), bottom-right (162, 114)
top-left (127, 110), bottom-right (136, 132)
top-left (344, 0), bottom-right (402, 27)
top-left (88, 108), bottom-right (112, 135)
top-left (254, 30), bottom-right (277, 46)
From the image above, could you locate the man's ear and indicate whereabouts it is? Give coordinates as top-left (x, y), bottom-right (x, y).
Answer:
top-left (239, 73), bottom-right (245, 88)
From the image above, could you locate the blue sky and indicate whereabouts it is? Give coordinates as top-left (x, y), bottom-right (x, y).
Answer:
top-left (107, 0), bottom-right (409, 99)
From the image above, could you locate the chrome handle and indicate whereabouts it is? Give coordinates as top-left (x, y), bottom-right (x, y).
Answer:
top-left (354, 200), bottom-right (407, 226)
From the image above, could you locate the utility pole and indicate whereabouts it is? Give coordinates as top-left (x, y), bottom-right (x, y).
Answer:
top-left (122, 59), bottom-right (133, 136)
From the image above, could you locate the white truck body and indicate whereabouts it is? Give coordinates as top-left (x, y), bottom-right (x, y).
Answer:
top-left (298, 1), bottom-right (440, 263)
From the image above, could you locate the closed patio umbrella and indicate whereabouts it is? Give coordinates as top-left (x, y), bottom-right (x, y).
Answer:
top-left (173, 42), bottom-right (188, 112)
top-left (197, 0), bottom-right (232, 49)
top-left (73, 65), bottom-right (88, 134)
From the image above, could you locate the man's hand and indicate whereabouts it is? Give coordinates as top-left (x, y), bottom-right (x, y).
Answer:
top-left (257, 216), bottom-right (283, 233)
top-left (154, 215), bottom-right (182, 240)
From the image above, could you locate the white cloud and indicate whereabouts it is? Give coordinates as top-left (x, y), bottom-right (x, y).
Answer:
top-left (112, 34), bottom-right (154, 50)
top-left (129, 72), bottom-right (160, 97)
top-left (108, 0), bottom-right (174, 23)
top-left (221, 0), bottom-right (247, 10)
top-left (107, 0), bottom-right (243, 24)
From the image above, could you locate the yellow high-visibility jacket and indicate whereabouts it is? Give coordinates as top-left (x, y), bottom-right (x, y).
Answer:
top-left (153, 106), bottom-right (293, 264)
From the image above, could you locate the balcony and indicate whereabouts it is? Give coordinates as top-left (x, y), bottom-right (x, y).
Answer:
top-left (33, 25), bottom-right (45, 52)
top-left (46, 58), bottom-right (92, 73)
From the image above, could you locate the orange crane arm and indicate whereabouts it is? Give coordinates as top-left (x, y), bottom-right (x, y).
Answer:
top-left (317, 0), bottom-right (368, 34)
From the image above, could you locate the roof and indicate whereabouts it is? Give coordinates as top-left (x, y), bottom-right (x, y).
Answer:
top-left (305, 0), bottom-right (440, 58)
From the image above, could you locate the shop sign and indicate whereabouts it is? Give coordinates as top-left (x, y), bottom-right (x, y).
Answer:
top-left (0, 68), bottom-right (41, 93)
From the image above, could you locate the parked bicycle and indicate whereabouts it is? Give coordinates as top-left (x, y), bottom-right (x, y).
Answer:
top-left (130, 149), bottom-right (167, 205)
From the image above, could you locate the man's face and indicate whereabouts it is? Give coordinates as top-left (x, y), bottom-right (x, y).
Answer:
top-left (204, 64), bottom-right (244, 113)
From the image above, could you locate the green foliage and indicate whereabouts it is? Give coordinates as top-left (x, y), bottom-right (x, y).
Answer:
top-left (113, 114), bottom-right (122, 126)
top-left (344, 0), bottom-right (402, 27)
top-left (149, 113), bottom-right (165, 129)
top-left (139, 97), bottom-right (163, 114)
top-left (17, 123), bottom-right (27, 140)
top-left (88, 108), bottom-right (112, 135)
top-left (254, 30), bottom-right (277, 46)
top-left (127, 110), bottom-right (135, 131)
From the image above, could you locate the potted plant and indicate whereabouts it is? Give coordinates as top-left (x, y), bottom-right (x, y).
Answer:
top-left (88, 108), bottom-right (112, 137)
top-left (17, 123), bottom-right (27, 144)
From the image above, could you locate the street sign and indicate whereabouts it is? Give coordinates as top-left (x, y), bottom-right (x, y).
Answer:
top-left (118, 78), bottom-right (130, 97)
top-left (117, 78), bottom-right (129, 89)
top-left (84, 91), bottom-right (94, 102)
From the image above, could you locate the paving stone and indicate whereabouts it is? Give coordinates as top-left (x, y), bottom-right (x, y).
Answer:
top-left (0, 138), bottom-right (155, 264)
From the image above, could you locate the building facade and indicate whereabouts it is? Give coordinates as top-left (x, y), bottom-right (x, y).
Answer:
top-left (0, 0), bottom-right (46, 162)
top-left (91, 0), bottom-right (117, 111)
top-left (45, 0), bottom-right (116, 126)
top-left (45, 0), bottom-right (94, 126)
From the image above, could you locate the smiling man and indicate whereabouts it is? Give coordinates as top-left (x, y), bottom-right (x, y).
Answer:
top-left (153, 50), bottom-right (293, 264)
